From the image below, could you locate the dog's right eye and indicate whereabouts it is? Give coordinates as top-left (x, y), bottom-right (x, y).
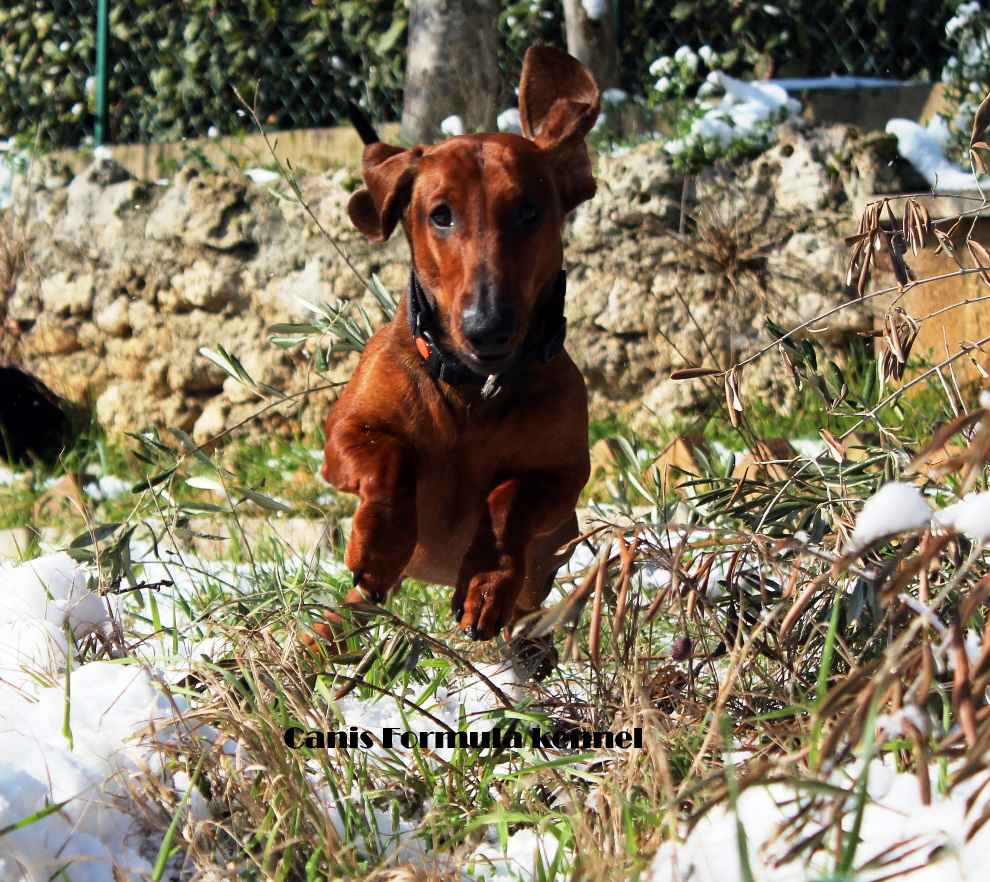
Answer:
top-left (429, 204), bottom-right (453, 229)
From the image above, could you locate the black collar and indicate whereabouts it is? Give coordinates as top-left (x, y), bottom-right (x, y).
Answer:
top-left (406, 269), bottom-right (567, 395)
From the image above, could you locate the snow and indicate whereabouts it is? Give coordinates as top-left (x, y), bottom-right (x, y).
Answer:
top-left (498, 108), bottom-right (522, 134)
top-left (0, 531), bottom-right (571, 875)
top-left (648, 760), bottom-right (990, 882)
top-left (0, 553), bottom-right (113, 645)
top-left (602, 88), bottom-right (628, 105)
top-left (330, 661), bottom-right (524, 766)
top-left (469, 829), bottom-right (561, 879)
top-left (0, 552), bottom-right (224, 880)
top-left (0, 662), bottom-right (206, 882)
top-left (769, 75), bottom-right (909, 91)
top-left (886, 116), bottom-right (990, 191)
top-left (441, 115), bottom-right (466, 137)
top-left (934, 490), bottom-right (990, 542)
top-left (850, 481), bottom-right (932, 549)
top-left (664, 72), bottom-right (801, 159)
top-left (0, 139), bottom-right (25, 210)
top-left (790, 438), bottom-right (827, 459)
top-left (243, 167), bottom-right (280, 184)
top-left (0, 464), bottom-right (25, 486)
top-left (83, 475), bottom-right (132, 502)
top-left (295, 660), bottom-right (579, 875)
top-left (581, 0), bottom-right (606, 21)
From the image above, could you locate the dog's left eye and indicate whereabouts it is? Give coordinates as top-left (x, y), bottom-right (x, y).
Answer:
top-left (516, 200), bottom-right (540, 226)
top-left (429, 204), bottom-right (454, 229)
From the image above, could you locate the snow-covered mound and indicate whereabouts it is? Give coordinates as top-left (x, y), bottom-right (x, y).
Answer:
top-left (648, 759), bottom-right (990, 882)
top-left (0, 662), bottom-right (208, 882)
top-left (0, 552), bottom-right (211, 881)
top-left (0, 545), bottom-right (565, 880)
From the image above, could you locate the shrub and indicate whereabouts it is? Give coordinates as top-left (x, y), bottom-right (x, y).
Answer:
top-left (938, 1), bottom-right (990, 166)
top-left (645, 46), bottom-right (798, 171)
top-left (0, 0), bottom-right (958, 150)
top-left (0, 0), bottom-right (407, 148)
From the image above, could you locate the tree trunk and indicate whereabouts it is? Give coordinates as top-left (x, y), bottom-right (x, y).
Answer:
top-left (562, 0), bottom-right (620, 92)
top-left (401, 0), bottom-right (500, 144)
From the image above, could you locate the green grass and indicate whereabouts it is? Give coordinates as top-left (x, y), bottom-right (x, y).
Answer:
top-left (3, 341), bottom-right (987, 880)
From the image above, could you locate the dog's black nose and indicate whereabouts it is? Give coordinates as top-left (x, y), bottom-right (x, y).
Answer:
top-left (462, 304), bottom-right (516, 355)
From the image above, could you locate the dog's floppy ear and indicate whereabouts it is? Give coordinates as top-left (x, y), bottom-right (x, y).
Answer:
top-left (518, 45), bottom-right (600, 214)
top-left (348, 143), bottom-right (421, 242)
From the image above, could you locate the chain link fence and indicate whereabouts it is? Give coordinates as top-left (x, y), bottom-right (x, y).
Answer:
top-left (0, 0), bottom-right (406, 150)
top-left (619, 0), bottom-right (956, 86)
top-left (0, 0), bottom-right (962, 152)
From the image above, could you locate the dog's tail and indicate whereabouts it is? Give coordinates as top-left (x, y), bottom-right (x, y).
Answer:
top-left (347, 101), bottom-right (380, 146)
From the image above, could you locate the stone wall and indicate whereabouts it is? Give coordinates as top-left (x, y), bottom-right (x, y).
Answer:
top-left (3, 124), bottom-right (916, 441)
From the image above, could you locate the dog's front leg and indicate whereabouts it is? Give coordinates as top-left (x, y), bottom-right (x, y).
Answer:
top-left (324, 419), bottom-right (418, 604)
top-left (453, 473), bottom-right (581, 640)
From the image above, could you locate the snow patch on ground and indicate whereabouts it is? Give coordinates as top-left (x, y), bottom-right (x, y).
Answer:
top-left (469, 829), bottom-right (561, 879)
top-left (243, 167), bottom-right (280, 184)
top-left (0, 464), bottom-right (25, 486)
top-left (0, 139), bottom-right (25, 210)
top-left (0, 662), bottom-right (210, 882)
top-left (648, 760), bottom-right (990, 882)
top-left (83, 474), bottom-right (132, 502)
top-left (790, 438), bottom-right (828, 459)
top-left (0, 538), bottom-right (565, 878)
top-left (0, 552), bottom-right (215, 881)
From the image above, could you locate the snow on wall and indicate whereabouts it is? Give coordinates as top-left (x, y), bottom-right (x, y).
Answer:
top-left (664, 72), bottom-right (801, 158)
top-left (886, 116), bottom-right (990, 191)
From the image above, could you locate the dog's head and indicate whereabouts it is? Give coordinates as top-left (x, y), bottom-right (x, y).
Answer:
top-left (347, 45), bottom-right (600, 375)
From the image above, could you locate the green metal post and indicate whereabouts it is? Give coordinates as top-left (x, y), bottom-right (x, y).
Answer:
top-left (94, 0), bottom-right (109, 146)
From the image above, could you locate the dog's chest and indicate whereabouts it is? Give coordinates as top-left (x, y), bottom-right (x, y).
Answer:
top-left (403, 442), bottom-right (499, 585)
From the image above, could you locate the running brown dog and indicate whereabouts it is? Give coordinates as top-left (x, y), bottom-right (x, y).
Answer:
top-left (318, 45), bottom-right (598, 647)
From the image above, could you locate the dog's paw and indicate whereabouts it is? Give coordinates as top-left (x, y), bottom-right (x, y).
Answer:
top-left (453, 568), bottom-right (521, 641)
top-left (344, 550), bottom-right (399, 603)
top-left (346, 570), bottom-right (389, 605)
top-left (344, 500), bottom-right (413, 601)
top-left (299, 609), bottom-right (350, 657)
